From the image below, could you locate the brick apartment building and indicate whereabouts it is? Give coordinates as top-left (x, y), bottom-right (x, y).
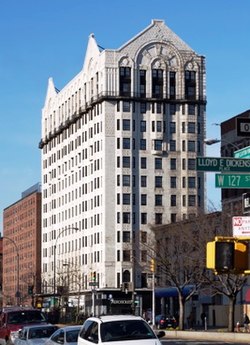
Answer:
top-left (3, 183), bottom-right (41, 306)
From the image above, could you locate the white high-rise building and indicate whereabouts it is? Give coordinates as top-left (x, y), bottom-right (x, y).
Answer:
top-left (40, 19), bottom-right (206, 314)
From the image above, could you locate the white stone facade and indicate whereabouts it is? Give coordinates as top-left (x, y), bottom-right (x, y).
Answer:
top-left (40, 20), bottom-right (206, 304)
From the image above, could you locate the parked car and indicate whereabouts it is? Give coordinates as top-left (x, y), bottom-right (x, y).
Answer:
top-left (0, 307), bottom-right (49, 344)
top-left (14, 325), bottom-right (58, 345)
top-left (155, 315), bottom-right (178, 329)
top-left (45, 326), bottom-right (81, 345)
top-left (78, 315), bottom-right (165, 345)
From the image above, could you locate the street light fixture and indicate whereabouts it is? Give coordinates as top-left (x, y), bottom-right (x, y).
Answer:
top-left (2, 236), bottom-right (20, 305)
top-left (204, 138), bottom-right (241, 151)
top-left (53, 227), bottom-right (79, 306)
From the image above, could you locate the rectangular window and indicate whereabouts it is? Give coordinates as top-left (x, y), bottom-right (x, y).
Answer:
top-left (122, 156), bottom-right (130, 168)
top-left (123, 250), bottom-right (131, 261)
top-left (188, 104), bottom-right (196, 115)
top-left (156, 121), bottom-right (162, 132)
top-left (141, 213), bottom-right (147, 224)
top-left (155, 176), bottom-right (162, 188)
top-left (152, 69), bottom-right (163, 98)
top-left (155, 213), bottom-right (162, 225)
top-left (170, 176), bottom-right (176, 188)
top-left (122, 119), bottom-right (130, 131)
top-left (122, 175), bottom-right (130, 186)
top-left (123, 138), bottom-right (130, 149)
top-left (120, 67), bottom-right (131, 96)
top-left (140, 120), bottom-right (146, 132)
top-left (141, 194), bottom-right (147, 205)
top-left (140, 102), bottom-right (147, 113)
top-left (188, 122), bottom-right (196, 133)
top-left (170, 158), bottom-right (176, 170)
top-left (123, 193), bottom-right (130, 205)
top-left (123, 101), bottom-right (130, 112)
top-left (170, 140), bottom-right (176, 151)
top-left (141, 175), bottom-right (147, 187)
top-left (156, 103), bottom-right (162, 114)
top-left (155, 158), bottom-right (162, 169)
top-left (188, 177), bottom-right (196, 188)
top-left (169, 71), bottom-right (176, 99)
top-left (185, 71), bottom-right (196, 100)
top-left (140, 139), bottom-right (146, 150)
top-left (123, 212), bottom-right (130, 224)
top-left (154, 140), bottom-right (162, 150)
top-left (188, 159), bottom-right (196, 170)
top-left (170, 104), bottom-right (176, 115)
top-left (188, 195), bottom-right (196, 206)
top-left (171, 195), bottom-right (177, 206)
top-left (141, 157), bottom-right (147, 169)
top-left (170, 122), bottom-right (176, 133)
top-left (188, 140), bottom-right (195, 152)
top-left (140, 70), bottom-right (146, 97)
top-left (155, 195), bottom-right (162, 206)
top-left (123, 231), bottom-right (130, 242)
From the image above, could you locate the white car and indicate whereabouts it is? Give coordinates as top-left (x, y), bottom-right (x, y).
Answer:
top-left (45, 325), bottom-right (81, 345)
top-left (78, 315), bottom-right (165, 345)
top-left (14, 325), bottom-right (58, 345)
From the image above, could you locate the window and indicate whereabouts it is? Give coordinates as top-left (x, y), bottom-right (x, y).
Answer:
top-left (123, 138), bottom-right (130, 149)
top-left (154, 140), bottom-right (162, 150)
top-left (141, 194), bottom-right (147, 205)
top-left (170, 140), bottom-right (176, 151)
top-left (123, 231), bottom-right (130, 242)
top-left (170, 158), bottom-right (176, 170)
top-left (123, 250), bottom-right (131, 261)
top-left (123, 157), bottom-right (130, 168)
top-left (170, 176), bottom-right (177, 188)
top-left (171, 213), bottom-right (177, 223)
top-left (188, 122), bottom-right (196, 133)
top-left (141, 213), bottom-right (147, 224)
top-left (140, 139), bottom-right (146, 150)
top-left (123, 101), bottom-right (130, 112)
top-left (170, 104), bottom-right (176, 115)
top-left (169, 71), bottom-right (176, 99)
top-left (188, 158), bottom-right (196, 170)
top-left (188, 140), bottom-right (195, 152)
top-left (140, 121), bottom-right (146, 132)
top-left (141, 157), bottom-right (147, 169)
top-left (141, 250), bottom-right (147, 262)
top-left (171, 195), bottom-right (177, 206)
top-left (140, 70), bottom-right (146, 97)
top-left (188, 104), bottom-right (196, 115)
top-left (140, 102), bottom-right (147, 113)
top-left (170, 122), bottom-right (176, 133)
top-left (185, 71), bottom-right (196, 100)
top-left (188, 195), bottom-right (196, 206)
top-left (188, 177), bottom-right (196, 188)
top-left (123, 119), bottom-right (130, 131)
top-left (156, 121), bottom-right (162, 132)
top-left (141, 175), bottom-right (147, 187)
top-left (152, 69), bottom-right (163, 98)
top-left (120, 67), bottom-right (131, 96)
top-left (123, 212), bottom-right (130, 223)
top-left (123, 193), bottom-right (130, 205)
top-left (155, 213), bottom-right (162, 224)
top-left (155, 158), bottom-right (162, 170)
top-left (155, 195), bottom-right (162, 206)
top-left (155, 176), bottom-right (162, 188)
top-left (122, 175), bottom-right (130, 186)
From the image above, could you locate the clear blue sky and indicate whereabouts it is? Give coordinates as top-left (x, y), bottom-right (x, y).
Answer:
top-left (1, 0), bottom-right (250, 232)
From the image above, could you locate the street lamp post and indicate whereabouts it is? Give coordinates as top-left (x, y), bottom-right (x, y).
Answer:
top-left (204, 138), bottom-right (241, 151)
top-left (53, 227), bottom-right (79, 306)
top-left (3, 236), bottom-right (20, 305)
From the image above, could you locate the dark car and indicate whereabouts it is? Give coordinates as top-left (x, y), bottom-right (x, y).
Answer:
top-left (155, 315), bottom-right (178, 329)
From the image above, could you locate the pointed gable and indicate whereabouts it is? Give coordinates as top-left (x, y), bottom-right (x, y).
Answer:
top-left (82, 33), bottom-right (101, 74)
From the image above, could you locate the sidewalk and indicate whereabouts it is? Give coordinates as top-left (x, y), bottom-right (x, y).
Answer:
top-left (163, 329), bottom-right (250, 343)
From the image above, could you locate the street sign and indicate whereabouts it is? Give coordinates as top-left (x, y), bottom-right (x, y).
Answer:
top-left (237, 118), bottom-right (250, 137)
top-left (242, 193), bottom-right (250, 214)
top-left (215, 174), bottom-right (250, 188)
top-left (233, 216), bottom-right (250, 237)
top-left (196, 156), bottom-right (250, 172)
top-left (234, 146), bottom-right (250, 158)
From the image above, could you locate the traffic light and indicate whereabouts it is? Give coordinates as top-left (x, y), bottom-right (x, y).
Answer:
top-left (150, 258), bottom-right (155, 273)
top-left (206, 238), bottom-right (248, 273)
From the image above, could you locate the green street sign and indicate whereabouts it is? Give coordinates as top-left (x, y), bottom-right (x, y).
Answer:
top-left (215, 174), bottom-right (250, 188)
top-left (234, 146), bottom-right (250, 159)
top-left (196, 156), bottom-right (250, 172)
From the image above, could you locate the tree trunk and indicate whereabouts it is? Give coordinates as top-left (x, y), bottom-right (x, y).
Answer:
top-left (178, 293), bottom-right (185, 330)
top-left (228, 295), bottom-right (236, 332)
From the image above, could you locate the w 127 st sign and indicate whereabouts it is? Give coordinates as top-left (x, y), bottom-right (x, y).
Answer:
top-left (196, 157), bottom-right (250, 172)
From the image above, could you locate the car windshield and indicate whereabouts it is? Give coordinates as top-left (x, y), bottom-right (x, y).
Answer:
top-left (8, 311), bottom-right (47, 325)
top-left (29, 326), bottom-right (58, 339)
top-left (100, 320), bottom-right (156, 342)
top-left (66, 329), bottom-right (80, 343)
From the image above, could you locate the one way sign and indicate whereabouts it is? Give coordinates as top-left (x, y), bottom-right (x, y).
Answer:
top-left (237, 118), bottom-right (250, 136)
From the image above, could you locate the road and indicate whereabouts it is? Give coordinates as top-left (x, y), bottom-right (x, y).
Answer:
top-left (162, 339), bottom-right (244, 345)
